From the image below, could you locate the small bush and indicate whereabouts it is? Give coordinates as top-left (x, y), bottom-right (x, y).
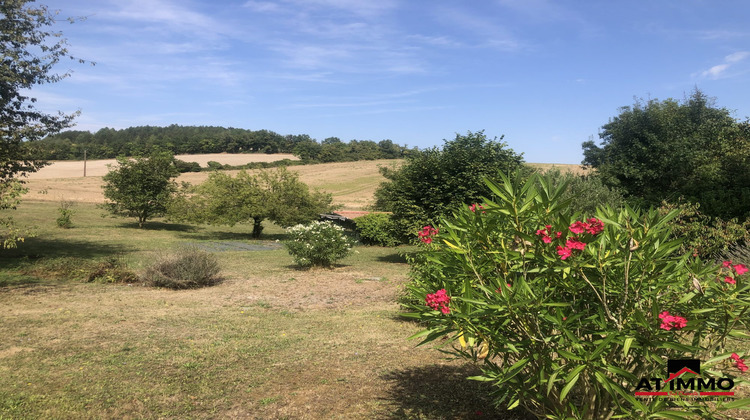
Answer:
top-left (56, 200), bottom-right (76, 228)
top-left (84, 257), bottom-right (139, 283)
top-left (354, 213), bottom-right (402, 246)
top-left (142, 247), bottom-right (222, 289)
top-left (285, 221), bottom-right (355, 268)
top-left (206, 161), bottom-right (223, 171)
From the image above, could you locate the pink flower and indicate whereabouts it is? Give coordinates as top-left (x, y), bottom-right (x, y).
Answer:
top-left (425, 289), bottom-right (451, 314)
top-left (585, 218), bottom-right (605, 235)
top-left (731, 354), bottom-right (748, 372)
top-left (725, 276), bottom-right (737, 285)
top-left (469, 203), bottom-right (485, 213)
top-left (723, 260), bottom-right (733, 268)
top-left (566, 238), bottom-right (586, 251)
top-left (734, 264), bottom-right (748, 276)
top-left (569, 221), bottom-right (587, 234)
top-left (418, 226), bottom-right (438, 244)
top-left (542, 236), bottom-right (552, 244)
top-left (557, 246), bottom-right (573, 260)
top-left (496, 283), bottom-right (512, 294)
top-left (659, 311), bottom-right (687, 331)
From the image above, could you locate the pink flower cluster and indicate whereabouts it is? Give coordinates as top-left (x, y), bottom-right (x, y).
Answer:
top-left (537, 218), bottom-right (605, 260)
top-left (731, 353), bottom-right (748, 373)
top-left (569, 218), bottom-right (605, 235)
top-left (536, 225), bottom-right (562, 244)
top-left (425, 289), bottom-right (451, 314)
top-left (658, 311), bottom-right (688, 331)
top-left (721, 260), bottom-right (748, 285)
top-left (418, 226), bottom-right (439, 244)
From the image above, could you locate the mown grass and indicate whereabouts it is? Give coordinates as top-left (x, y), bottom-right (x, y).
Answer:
top-left (0, 201), bottom-right (527, 419)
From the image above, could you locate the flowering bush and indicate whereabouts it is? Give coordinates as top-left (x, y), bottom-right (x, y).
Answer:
top-left (405, 172), bottom-right (750, 419)
top-left (285, 221), bottom-right (355, 268)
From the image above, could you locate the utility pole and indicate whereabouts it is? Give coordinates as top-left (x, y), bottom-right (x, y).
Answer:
top-left (83, 149), bottom-right (87, 177)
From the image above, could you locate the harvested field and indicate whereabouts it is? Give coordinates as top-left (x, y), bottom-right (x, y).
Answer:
top-left (25, 153), bottom-right (298, 179)
top-left (24, 159), bottom-right (399, 211)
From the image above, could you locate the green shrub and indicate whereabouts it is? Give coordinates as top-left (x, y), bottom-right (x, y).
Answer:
top-left (173, 159), bottom-right (202, 173)
top-left (404, 171), bottom-right (750, 418)
top-left (206, 161), bottom-right (223, 171)
top-left (354, 213), bottom-right (402, 246)
top-left (56, 200), bottom-right (76, 228)
top-left (142, 247), bottom-right (222, 289)
top-left (543, 169), bottom-right (623, 215)
top-left (659, 200), bottom-right (750, 258)
top-left (285, 221), bottom-right (355, 268)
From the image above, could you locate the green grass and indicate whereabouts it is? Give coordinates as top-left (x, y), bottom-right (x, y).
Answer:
top-left (0, 201), bottom-right (520, 419)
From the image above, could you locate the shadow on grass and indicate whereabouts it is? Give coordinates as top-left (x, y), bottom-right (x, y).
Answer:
top-left (0, 237), bottom-right (132, 262)
top-left (379, 364), bottom-right (534, 420)
top-left (376, 252), bottom-right (409, 264)
top-left (176, 231), bottom-right (289, 242)
top-left (116, 221), bottom-right (197, 232)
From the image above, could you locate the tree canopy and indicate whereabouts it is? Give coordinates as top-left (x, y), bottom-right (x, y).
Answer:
top-left (582, 89), bottom-right (750, 220)
top-left (101, 152), bottom-right (180, 228)
top-left (28, 125), bottom-right (412, 163)
top-left (374, 130), bottom-right (525, 237)
top-left (1, 0), bottom-right (84, 248)
top-left (168, 167), bottom-right (334, 238)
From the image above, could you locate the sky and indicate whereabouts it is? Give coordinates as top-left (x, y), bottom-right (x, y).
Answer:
top-left (30, 0), bottom-right (750, 164)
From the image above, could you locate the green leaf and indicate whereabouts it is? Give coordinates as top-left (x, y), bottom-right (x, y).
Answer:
top-left (560, 365), bottom-right (584, 401)
top-left (689, 307), bottom-right (716, 314)
top-left (648, 410), bottom-right (700, 419)
top-left (720, 397), bottom-right (750, 409)
top-left (622, 337), bottom-right (634, 358)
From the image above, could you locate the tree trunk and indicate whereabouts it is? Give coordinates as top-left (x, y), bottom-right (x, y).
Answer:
top-left (251, 218), bottom-right (264, 238)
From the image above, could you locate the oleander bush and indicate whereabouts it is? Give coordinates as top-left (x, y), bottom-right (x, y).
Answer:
top-left (285, 221), bottom-right (355, 268)
top-left (404, 171), bottom-right (750, 419)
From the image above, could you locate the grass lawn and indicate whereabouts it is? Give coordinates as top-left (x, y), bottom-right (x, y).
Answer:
top-left (0, 201), bottom-right (528, 419)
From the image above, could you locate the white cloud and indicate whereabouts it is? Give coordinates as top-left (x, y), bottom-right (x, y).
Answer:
top-left (700, 51), bottom-right (750, 79)
top-left (726, 51), bottom-right (750, 63)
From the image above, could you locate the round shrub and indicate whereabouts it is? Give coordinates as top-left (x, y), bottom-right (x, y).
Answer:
top-left (354, 213), bottom-right (402, 246)
top-left (285, 221), bottom-right (355, 268)
top-left (142, 247), bottom-right (222, 289)
top-left (405, 172), bottom-right (750, 418)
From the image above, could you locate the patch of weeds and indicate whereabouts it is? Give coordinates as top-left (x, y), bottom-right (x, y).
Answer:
top-left (258, 396), bottom-right (279, 406)
top-left (16, 256), bottom-right (137, 284)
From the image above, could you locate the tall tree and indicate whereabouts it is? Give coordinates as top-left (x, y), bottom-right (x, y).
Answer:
top-left (582, 89), bottom-right (750, 219)
top-left (374, 130), bottom-right (525, 237)
top-left (1, 0), bottom-right (85, 248)
top-left (101, 153), bottom-right (179, 228)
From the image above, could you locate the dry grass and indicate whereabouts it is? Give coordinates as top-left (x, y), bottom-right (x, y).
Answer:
top-left (0, 201), bottom-right (528, 419)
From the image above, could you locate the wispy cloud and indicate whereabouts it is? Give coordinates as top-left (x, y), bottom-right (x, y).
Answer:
top-left (700, 51), bottom-right (750, 79)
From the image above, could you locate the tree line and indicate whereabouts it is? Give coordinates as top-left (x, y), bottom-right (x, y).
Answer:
top-left (26, 125), bottom-right (413, 163)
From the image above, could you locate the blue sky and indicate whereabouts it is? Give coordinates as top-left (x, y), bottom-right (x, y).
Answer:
top-left (33, 0), bottom-right (750, 164)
